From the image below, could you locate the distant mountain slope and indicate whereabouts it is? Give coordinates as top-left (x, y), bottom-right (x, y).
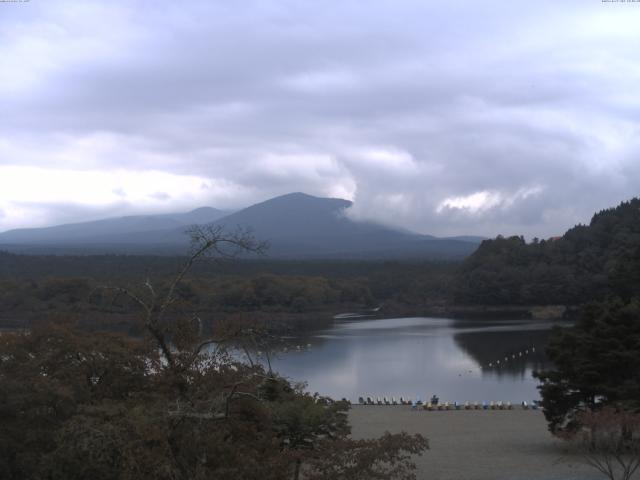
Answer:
top-left (444, 235), bottom-right (487, 243)
top-left (0, 193), bottom-right (481, 259)
top-left (454, 197), bottom-right (640, 305)
top-left (209, 193), bottom-right (476, 258)
top-left (0, 207), bottom-right (227, 244)
top-left (212, 193), bottom-right (412, 255)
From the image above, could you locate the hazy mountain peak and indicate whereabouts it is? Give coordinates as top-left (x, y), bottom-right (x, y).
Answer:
top-left (188, 206), bottom-right (220, 214)
top-left (252, 192), bottom-right (352, 209)
top-left (174, 206), bottom-right (227, 225)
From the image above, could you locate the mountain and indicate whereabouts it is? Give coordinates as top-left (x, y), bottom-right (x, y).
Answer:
top-left (0, 193), bottom-right (481, 259)
top-left (0, 207), bottom-right (227, 245)
top-left (210, 192), bottom-right (475, 258)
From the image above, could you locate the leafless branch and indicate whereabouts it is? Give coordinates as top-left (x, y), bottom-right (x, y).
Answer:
top-left (156, 225), bottom-right (266, 323)
top-left (567, 408), bottom-right (640, 480)
top-left (93, 286), bottom-right (151, 315)
top-left (92, 225), bottom-right (266, 373)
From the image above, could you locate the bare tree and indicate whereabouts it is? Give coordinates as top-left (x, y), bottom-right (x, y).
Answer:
top-left (96, 225), bottom-right (266, 370)
top-left (40, 225), bottom-right (430, 479)
top-left (564, 407), bottom-right (640, 480)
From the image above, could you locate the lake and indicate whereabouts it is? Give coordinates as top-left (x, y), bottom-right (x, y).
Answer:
top-left (254, 316), bottom-right (565, 404)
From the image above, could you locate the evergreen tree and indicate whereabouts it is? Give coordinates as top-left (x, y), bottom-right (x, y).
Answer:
top-left (534, 298), bottom-right (640, 433)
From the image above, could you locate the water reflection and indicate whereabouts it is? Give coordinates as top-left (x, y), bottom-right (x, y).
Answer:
top-left (453, 324), bottom-right (551, 379)
top-left (254, 317), bottom-right (567, 403)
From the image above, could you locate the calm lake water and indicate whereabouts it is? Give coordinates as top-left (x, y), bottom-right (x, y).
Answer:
top-left (255, 316), bottom-right (565, 403)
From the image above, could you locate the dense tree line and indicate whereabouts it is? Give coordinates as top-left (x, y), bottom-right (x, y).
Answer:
top-left (0, 275), bottom-right (372, 314)
top-left (0, 252), bottom-right (457, 286)
top-left (0, 254), bottom-right (458, 330)
top-left (454, 198), bottom-right (640, 306)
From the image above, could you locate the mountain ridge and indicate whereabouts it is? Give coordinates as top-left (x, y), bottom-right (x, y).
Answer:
top-left (0, 193), bottom-right (482, 259)
top-left (0, 207), bottom-right (228, 244)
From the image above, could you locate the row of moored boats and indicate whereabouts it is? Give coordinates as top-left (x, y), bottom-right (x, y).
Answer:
top-left (357, 396), bottom-right (540, 410)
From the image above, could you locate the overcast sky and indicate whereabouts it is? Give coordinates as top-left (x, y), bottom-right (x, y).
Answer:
top-left (1, 0), bottom-right (639, 237)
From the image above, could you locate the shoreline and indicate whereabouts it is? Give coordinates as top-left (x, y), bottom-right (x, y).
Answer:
top-left (348, 405), bottom-right (600, 480)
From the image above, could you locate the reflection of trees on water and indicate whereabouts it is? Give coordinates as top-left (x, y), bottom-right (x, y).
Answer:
top-left (453, 328), bottom-right (551, 379)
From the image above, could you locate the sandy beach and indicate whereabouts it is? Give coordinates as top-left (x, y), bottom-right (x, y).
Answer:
top-left (348, 406), bottom-right (604, 480)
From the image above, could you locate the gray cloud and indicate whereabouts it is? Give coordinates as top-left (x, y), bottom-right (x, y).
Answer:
top-left (1, 0), bottom-right (639, 236)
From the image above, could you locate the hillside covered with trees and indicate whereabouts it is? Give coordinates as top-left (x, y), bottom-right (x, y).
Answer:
top-left (454, 198), bottom-right (640, 306)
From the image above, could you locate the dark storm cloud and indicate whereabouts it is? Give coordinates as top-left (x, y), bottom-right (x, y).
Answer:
top-left (1, 0), bottom-right (639, 235)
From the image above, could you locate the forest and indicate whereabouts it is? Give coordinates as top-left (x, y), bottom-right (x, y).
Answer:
top-left (0, 254), bottom-right (456, 331)
top-left (454, 198), bottom-right (640, 306)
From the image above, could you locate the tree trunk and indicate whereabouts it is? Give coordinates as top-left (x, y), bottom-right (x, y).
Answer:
top-left (293, 458), bottom-right (301, 480)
